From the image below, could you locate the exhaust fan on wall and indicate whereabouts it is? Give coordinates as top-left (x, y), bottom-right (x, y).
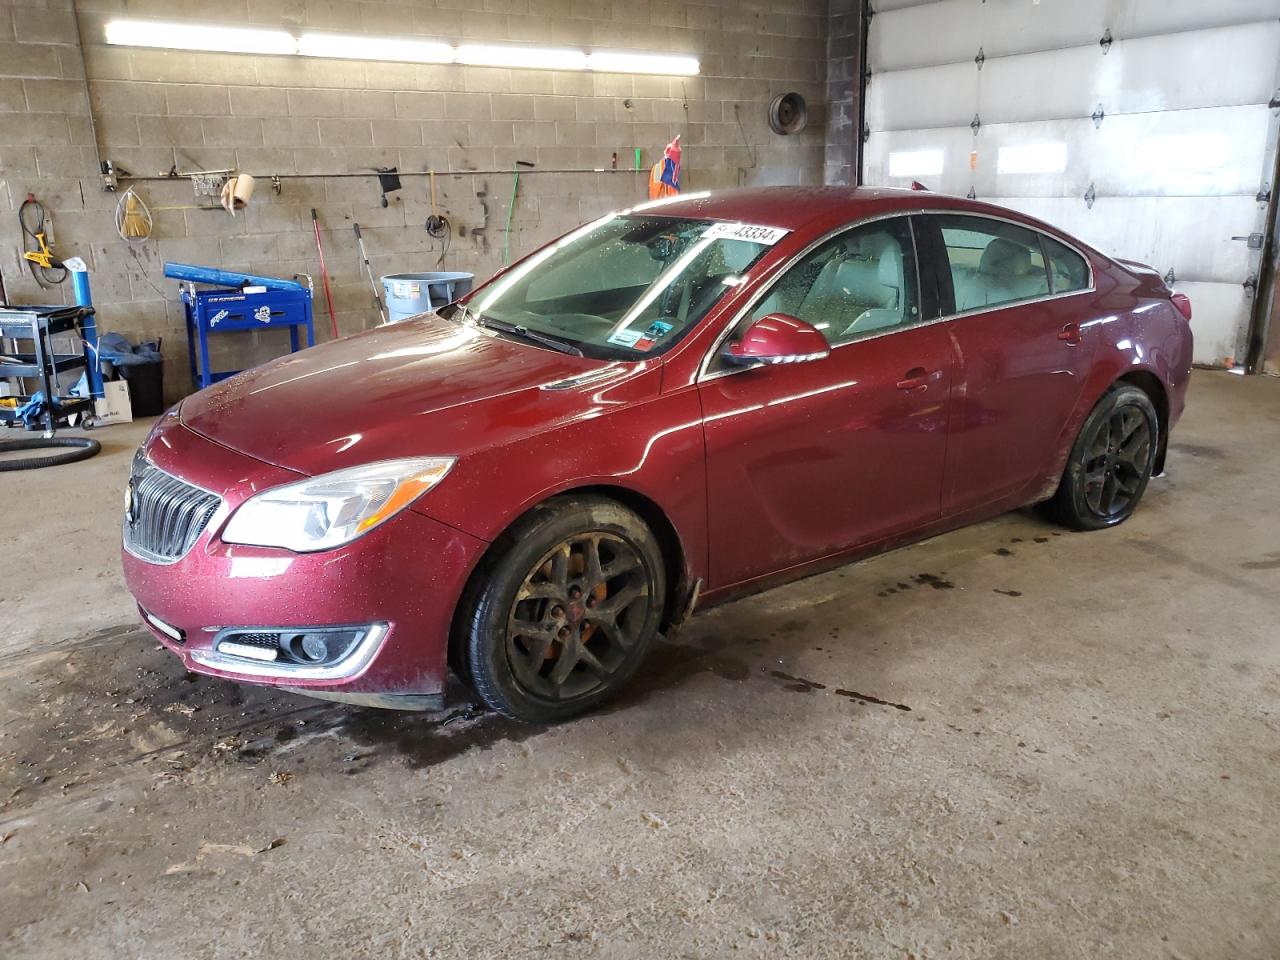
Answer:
top-left (768, 93), bottom-right (808, 135)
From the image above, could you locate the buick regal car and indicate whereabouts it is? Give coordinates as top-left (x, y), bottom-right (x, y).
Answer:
top-left (122, 186), bottom-right (1193, 723)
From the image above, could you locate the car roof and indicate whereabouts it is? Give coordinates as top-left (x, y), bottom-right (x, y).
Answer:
top-left (630, 185), bottom-right (958, 231)
top-left (629, 186), bottom-right (1095, 257)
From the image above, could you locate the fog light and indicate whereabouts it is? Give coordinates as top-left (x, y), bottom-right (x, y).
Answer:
top-left (300, 633), bottom-right (328, 662)
top-left (213, 625), bottom-right (370, 668)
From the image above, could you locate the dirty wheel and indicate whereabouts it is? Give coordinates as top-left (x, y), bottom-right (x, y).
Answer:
top-left (459, 496), bottom-right (665, 722)
top-left (1041, 384), bottom-right (1158, 531)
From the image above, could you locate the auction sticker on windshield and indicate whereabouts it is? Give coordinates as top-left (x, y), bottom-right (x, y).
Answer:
top-left (702, 222), bottom-right (790, 245)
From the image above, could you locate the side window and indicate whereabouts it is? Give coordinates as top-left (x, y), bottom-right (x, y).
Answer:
top-left (748, 217), bottom-right (919, 346)
top-left (1042, 235), bottom-right (1090, 294)
top-left (939, 216), bottom-right (1050, 312)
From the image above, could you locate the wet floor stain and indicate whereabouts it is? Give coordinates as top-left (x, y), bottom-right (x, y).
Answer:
top-left (337, 709), bottom-right (542, 772)
top-left (1241, 552), bottom-right (1280, 571)
top-left (770, 670), bottom-right (826, 693)
top-left (995, 547), bottom-right (1014, 557)
top-left (0, 627), bottom-right (552, 813)
top-left (834, 688), bottom-right (912, 712)
top-left (912, 573), bottom-right (954, 590)
top-left (1171, 442), bottom-right (1227, 460)
top-left (876, 580), bottom-right (915, 597)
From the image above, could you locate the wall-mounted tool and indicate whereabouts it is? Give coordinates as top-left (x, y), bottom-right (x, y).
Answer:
top-left (182, 168), bottom-right (234, 204)
top-left (114, 188), bottom-right (153, 242)
top-left (425, 170), bottom-right (451, 267)
top-left (19, 195), bottom-right (66, 288)
top-left (376, 167), bottom-right (402, 208)
top-left (311, 208), bottom-right (339, 339)
top-left (352, 222), bottom-right (388, 325)
top-left (502, 160), bottom-right (535, 266)
top-left (100, 159), bottom-right (120, 192)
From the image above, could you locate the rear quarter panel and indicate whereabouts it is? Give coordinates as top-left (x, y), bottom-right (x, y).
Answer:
top-left (1030, 257), bottom-right (1193, 499)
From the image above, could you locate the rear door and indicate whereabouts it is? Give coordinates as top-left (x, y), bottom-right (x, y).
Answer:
top-left (920, 214), bottom-right (1099, 514)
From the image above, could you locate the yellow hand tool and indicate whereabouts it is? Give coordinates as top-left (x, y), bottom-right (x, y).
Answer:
top-left (21, 231), bottom-right (56, 269)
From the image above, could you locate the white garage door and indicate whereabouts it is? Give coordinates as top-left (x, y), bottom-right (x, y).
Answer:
top-left (862, 0), bottom-right (1280, 366)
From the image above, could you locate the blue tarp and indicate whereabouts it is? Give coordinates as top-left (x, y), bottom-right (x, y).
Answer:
top-left (98, 332), bottom-right (162, 366)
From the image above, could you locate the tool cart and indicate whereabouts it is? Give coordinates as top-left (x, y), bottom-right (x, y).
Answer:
top-left (0, 305), bottom-right (97, 434)
top-left (164, 262), bottom-right (315, 390)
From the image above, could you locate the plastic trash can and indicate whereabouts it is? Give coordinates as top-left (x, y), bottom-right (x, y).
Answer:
top-left (120, 359), bottom-right (164, 417)
top-left (382, 272), bottom-right (475, 323)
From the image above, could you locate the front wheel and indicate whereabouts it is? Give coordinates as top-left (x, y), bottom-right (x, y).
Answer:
top-left (1042, 384), bottom-right (1158, 530)
top-left (458, 496), bottom-right (666, 723)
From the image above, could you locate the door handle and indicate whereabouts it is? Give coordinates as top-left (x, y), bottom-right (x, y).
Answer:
top-left (895, 367), bottom-right (930, 391)
top-left (1058, 323), bottom-right (1082, 345)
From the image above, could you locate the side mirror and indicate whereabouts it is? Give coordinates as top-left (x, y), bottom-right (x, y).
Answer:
top-left (723, 313), bottom-right (831, 366)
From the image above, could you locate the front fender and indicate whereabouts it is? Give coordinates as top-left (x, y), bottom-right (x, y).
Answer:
top-left (413, 385), bottom-right (709, 588)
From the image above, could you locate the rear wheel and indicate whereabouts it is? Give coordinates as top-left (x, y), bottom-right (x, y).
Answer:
top-left (1042, 384), bottom-right (1158, 530)
top-left (459, 496), bottom-right (666, 722)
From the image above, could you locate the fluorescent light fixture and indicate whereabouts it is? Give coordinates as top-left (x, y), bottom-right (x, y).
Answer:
top-left (888, 149), bottom-right (944, 178)
top-left (104, 19), bottom-right (295, 55)
top-left (456, 43), bottom-right (588, 70)
top-left (997, 142), bottom-right (1068, 175)
top-left (299, 33), bottom-right (452, 63)
top-left (103, 19), bottom-right (699, 76)
top-left (589, 50), bottom-right (699, 75)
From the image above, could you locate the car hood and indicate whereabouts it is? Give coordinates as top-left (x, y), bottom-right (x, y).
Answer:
top-left (180, 315), bottom-right (653, 475)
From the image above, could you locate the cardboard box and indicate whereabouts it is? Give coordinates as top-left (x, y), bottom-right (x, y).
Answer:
top-left (94, 379), bottom-right (132, 425)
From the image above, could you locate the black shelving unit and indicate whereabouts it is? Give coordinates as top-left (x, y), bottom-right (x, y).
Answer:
top-left (0, 305), bottom-right (96, 434)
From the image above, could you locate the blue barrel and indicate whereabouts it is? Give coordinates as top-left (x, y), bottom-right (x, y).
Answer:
top-left (382, 272), bottom-right (475, 322)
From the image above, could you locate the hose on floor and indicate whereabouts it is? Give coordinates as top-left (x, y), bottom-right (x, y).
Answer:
top-left (0, 436), bottom-right (101, 471)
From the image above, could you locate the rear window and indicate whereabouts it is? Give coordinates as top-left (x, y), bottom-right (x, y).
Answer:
top-left (1043, 235), bottom-right (1090, 293)
top-left (938, 215), bottom-right (1050, 312)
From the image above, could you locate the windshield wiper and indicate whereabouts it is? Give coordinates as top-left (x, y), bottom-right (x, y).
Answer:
top-left (473, 315), bottom-right (584, 357)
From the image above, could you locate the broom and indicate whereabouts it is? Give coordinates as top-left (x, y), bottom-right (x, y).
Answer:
top-left (115, 188), bottom-right (152, 241)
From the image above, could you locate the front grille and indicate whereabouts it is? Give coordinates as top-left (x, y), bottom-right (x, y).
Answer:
top-left (123, 453), bottom-right (221, 563)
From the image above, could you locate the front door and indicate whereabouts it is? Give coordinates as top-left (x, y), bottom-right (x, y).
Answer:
top-left (699, 216), bottom-right (952, 589)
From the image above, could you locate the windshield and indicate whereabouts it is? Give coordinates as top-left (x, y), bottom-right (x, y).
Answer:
top-left (448, 215), bottom-right (781, 359)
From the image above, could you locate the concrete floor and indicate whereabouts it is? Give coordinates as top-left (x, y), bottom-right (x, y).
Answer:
top-left (2, 370), bottom-right (1278, 959)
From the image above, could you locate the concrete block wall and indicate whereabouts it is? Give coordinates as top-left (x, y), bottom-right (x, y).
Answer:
top-left (1, 0), bottom-right (828, 402)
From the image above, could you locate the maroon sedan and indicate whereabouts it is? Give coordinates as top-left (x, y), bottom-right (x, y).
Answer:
top-left (122, 187), bottom-right (1193, 722)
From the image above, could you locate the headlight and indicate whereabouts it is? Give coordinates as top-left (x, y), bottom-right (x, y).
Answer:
top-left (222, 457), bottom-right (455, 552)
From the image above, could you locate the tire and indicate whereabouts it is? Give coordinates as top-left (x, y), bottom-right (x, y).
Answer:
top-left (458, 495), bottom-right (666, 723)
top-left (1042, 384), bottom-right (1158, 530)
top-left (0, 436), bottom-right (101, 471)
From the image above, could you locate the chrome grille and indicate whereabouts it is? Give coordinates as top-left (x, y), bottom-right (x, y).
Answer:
top-left (123, 453), bottom-right (221, 563)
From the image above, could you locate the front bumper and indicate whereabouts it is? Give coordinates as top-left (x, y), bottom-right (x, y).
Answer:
top-left (121, 422), bottom-right (488, 702)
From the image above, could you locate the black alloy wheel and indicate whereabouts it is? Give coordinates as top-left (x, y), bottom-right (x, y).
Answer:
top-left (1042, 383), bottom-right (1159, 530)
top-left (459, 496), bottom-right (665, 722)
top-left (507, 532), bottom-right (652, 700)
top-left (1081, 404), bottom-right (1152, 519)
